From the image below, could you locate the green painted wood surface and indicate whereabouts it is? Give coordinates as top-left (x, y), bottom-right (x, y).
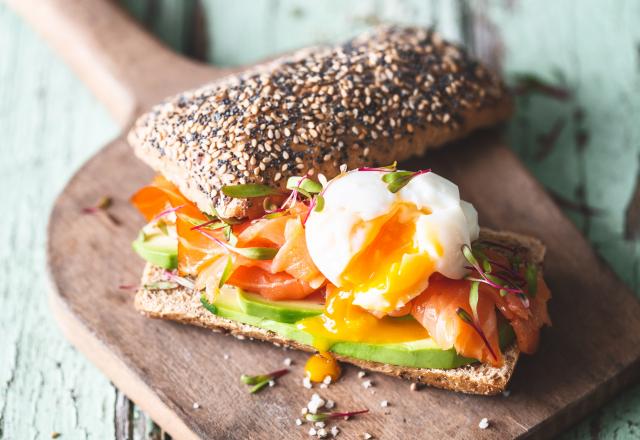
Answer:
top-left (1, 0), bottom-right (639, 438)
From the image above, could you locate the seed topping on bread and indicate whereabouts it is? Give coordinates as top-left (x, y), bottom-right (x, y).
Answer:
top-left (129, 26), bottom-right (509, 218)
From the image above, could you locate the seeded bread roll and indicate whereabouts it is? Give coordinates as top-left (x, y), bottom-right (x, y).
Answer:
top-left (134, 229), bottom-right (544, 395)
top-left (128, 26), bottom-right (512, 219)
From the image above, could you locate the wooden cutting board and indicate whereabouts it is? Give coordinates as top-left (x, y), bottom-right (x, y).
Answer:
top-left (11, 0), bottom-right (640, 438)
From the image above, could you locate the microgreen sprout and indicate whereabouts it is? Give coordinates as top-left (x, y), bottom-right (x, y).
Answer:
top-left (152, 204), bottom-right (185, 222)
top-left (82, 195), bottom-right (120, 225)
top-left (143, 281), bottom-right (179, 290)
top-left (304, 409), bottom-right (369, 422)
top-left (381, 169), bottom-right (432, 193)
top-left (200, 294), bottom-right (218, 315)
top-left (82, 196), bottom-right (112, 213)
top-left (164, 270), bottom-right (195, 290)
top-left (455, 308), bottom-right (498, 361)
top-left (197, 229), bottom-right (278, 260)
top-left (221, 183), bottom-right (281, 198)
top-left (240, 368), bottom-right (290, 394)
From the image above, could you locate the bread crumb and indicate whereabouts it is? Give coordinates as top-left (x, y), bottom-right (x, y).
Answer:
top-left (192, 402), bottom-right (200, 409)
top-left (315, 421), bottom-right (326, 428)
top-left (223, 353), bottom-right (229, 360)
top-left (325, 399), bottom-right (335, 409)
top-left (303, 376), bottom-right (313, 389)
top-left (330, 426), bottom-right (340, 437)
top-left (236, 334), bottom-right (246, 340)
top-left (317, 428), bottom-right (328, 438)
top-left (478, 418), bottom-right (490, 429)
top-left (308, 393), bottom-right (326, 414)
top-left (410, 383), bottom-right (421, 391)
top-left (320, 383), bottom-right (328, 389)
top-left (309, 427), bottom-right (317, 436)
top-left (363, 433), bottom-right (374, 439)
top-left (380, 400), bottom-right (389, 407)
top-left (323, 375), bottom-right (332, 385)
top-left (268, 380), bottom-right (275, 387)
top-left (357, 371), bottom-right (367, 378)
top-left (296, 418), bottom-right (303, 426)
top-left (362, 380), bottom-right (373, 389)
top-left (284, 357), bottom-right (293, 366)
top-left (301, 407), bottom-right (309, 415)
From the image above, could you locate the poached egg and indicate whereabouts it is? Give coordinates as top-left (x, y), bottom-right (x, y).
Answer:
top-left (305, 169), bottom-right (479, 316)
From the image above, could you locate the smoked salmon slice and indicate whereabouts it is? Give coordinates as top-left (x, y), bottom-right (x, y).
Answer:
top-left (411, 275), bottom-right (503, 366)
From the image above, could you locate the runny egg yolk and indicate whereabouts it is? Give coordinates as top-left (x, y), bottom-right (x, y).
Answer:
top-left (298, 286), bottom-right (430, 352)
top-left (342, 205), bottom-right (441, 315)
top-left (304, 352), bottom-right (341, 383)
top-left (299, 205), bottom-right (438, 349)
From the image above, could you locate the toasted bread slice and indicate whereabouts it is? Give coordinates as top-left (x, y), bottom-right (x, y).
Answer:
top-left (134, 229), bottom-right (545, 395)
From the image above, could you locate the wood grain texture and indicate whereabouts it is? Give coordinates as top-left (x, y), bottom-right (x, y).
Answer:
top-left (0, 5), bottom-right (119, 439)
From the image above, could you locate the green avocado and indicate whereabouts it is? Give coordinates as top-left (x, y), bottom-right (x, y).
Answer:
top-left (237, 290), bottom-right (323, 323)
top-left (205, 288), bottom-right (515, 369)
top-left (132, 231), bottom-right (178, 270)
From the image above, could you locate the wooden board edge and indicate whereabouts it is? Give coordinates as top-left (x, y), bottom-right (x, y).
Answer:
top-left (45, 275), bottom-right (200, 440)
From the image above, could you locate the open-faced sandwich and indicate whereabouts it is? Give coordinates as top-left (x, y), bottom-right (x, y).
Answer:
top-left (127, 26), bottom-right (550, 395)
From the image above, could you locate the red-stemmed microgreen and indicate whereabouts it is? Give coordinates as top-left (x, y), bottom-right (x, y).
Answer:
top-left (304, 409), bottom-right (370, 422)
top-left (455, 308), bottom-right (498, 362)
top-left (462, 244), bottom-right (530, 302)
top-left (240, 369), bottom-right (290, 394)
top-left (144, 281), bottom-right (179, 290)
top-left (381, 169), bottom-right (432, 193)
top-left (197, 229), bottom-right (278, 260)
top-left (525, 263), bottom-right (538, 297)
top-left (189, 218), bottom-right (226, 232)
top-left (164, 270), bottom-right (195, 290)
top-left (82, 196), bottom-right (112, 213)
top-left (200, 294), bottom-right (217, 315)
top-left (218, 256), bottom-right (233, 288)
top-left (356, 161), bottom-right (398, 172)
top-left (152, 204), bottom-right (185, 222)
top-left (221, 183), bottom-right (281, 198)
top-left (83, 195), bottom-right (120, 225)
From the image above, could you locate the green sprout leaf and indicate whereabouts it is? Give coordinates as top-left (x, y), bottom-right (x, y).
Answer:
top-left (218, 256), bottom-right (233, 288)
top-left (382, 171), bottom-right (414, 193)
top-left (468, 281), bottom-right (480, 322)
top-left (286, 176), bottom-right (322, 195)
top-left (233, 246), bottom-right (278, 260)
top-left (526, 263), bottom-right (538, 297)
top-left (144, 281), bottom-right (178, 290)
top-left (314, 194), bottom-right (325, 212)
top-left (222, 183), bottom-right (279, 198)
top-left (200, 294), bottom-right (218, 315)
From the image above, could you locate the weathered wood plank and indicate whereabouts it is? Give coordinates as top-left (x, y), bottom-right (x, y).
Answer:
top-left (201, 0), bottom-right (463, 67)
top-left (0, 4), bottom-right (119, 439)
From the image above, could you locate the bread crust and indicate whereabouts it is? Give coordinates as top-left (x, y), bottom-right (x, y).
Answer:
top-left (133, 229), bottom-right (544, 395)
top-left (128, 26), bottom-right (512, 219)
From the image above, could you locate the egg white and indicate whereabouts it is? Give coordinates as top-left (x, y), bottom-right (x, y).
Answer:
top-left (305, 170), bottom-right (479, 313)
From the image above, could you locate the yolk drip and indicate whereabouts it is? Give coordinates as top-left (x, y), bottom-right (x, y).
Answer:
top-left (297, 287), bottom-right (429, 352)
top-left (304, 352), bottom-right (341, 382)
top-left (298, 204), bottom-right (435, 356)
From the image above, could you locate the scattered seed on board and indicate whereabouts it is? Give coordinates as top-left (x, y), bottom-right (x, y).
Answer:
top-left (478, 418), bottom-right (490, 429)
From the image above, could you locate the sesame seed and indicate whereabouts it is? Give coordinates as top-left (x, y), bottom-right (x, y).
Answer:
top-left (192, 402), bottom-right (200, 409)
top-left (133, 26), bottom-right (506, 219)
top-left (380, 400), bottom-right (389, 407)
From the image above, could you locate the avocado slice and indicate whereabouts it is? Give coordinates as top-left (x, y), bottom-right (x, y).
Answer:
top-left (132, 231), bottom-right (178, 270)
top-left (237, 290), bottom-right (323, 323)
top-left (205, 288), bottom-right (515, 370)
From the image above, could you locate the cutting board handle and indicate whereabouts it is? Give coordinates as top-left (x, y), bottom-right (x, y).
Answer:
top-left (5, 0), bottom-right (225, 127)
